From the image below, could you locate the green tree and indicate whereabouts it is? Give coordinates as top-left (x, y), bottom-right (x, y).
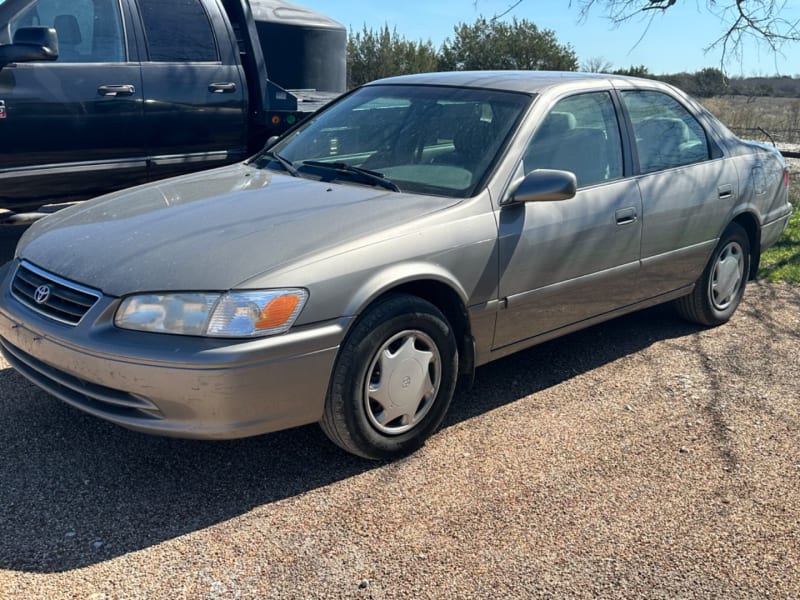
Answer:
top-left (660, 71), bottom-right (695, 90)
top-left (691, 67), bottom-right (729, 97)
top-left (438, 16), bottom-right (578, 71)
top-left (612, 64), bottom-right (652, 77)
top-left (347, 25), bottom-right (439, 88)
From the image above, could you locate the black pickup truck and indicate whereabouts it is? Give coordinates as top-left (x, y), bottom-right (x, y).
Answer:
top-left (0, 0), bottom-right (345, 217)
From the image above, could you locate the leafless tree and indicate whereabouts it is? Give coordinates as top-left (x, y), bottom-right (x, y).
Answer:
top-left (581, 56), bottom-right (614, 72)
top-left (575, 1), bottom-right (799, 57)
top-left (478, 1), bottom-right (800, 63)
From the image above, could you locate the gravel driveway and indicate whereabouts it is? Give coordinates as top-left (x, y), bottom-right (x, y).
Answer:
top-left (1, 282), bottom-right (798, 599)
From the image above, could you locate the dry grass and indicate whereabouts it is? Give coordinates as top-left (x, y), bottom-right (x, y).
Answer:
top-left (702, 96), bottom-right (800, 144)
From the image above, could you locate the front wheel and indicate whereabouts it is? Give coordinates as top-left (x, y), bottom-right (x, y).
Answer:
top-left (320, 294), bottom-right (458, 460)
top-left (674, 222), bottom-right (751, 326)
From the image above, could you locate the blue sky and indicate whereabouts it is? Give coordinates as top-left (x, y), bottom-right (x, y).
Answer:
top-left (298, 0), bottom-right (800, 76)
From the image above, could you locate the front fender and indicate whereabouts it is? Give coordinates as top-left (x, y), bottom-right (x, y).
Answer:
top-left (341, 261), bottom-right (470, 319)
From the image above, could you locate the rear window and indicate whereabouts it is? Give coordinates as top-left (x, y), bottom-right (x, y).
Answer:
top-left (137, 0), bottom-right (218, 62)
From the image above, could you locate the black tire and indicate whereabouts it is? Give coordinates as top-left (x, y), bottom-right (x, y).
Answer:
top-left (320, 294), bottom-right (458, 460)
top-left (674, 222), bottom-right (751, 326)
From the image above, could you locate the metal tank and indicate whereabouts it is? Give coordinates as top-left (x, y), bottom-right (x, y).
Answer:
top-left (249, 0), bottom-right (346, 93)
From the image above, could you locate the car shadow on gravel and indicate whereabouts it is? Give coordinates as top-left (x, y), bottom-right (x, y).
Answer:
top-left (0, 303), bottom-right (701, 574)
top-left (445, 303), bottom-right (702, 426)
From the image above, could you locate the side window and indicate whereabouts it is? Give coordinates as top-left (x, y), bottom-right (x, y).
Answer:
top-left (523, 92), bottom-right (623, 188)
top-left (137, 0), bottom-right (218, 62)
top-left (621, 90), bottom-right (711, 173)
top-left (10, 0), bottom-right (125, 63)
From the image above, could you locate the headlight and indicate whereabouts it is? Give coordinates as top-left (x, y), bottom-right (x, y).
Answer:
top-left (115, 289), bottom-right (308, 337)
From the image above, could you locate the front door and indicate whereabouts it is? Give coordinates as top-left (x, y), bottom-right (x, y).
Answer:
top-left (0, 0), bottom-right (145, 209)
top-left (494, 91), bottom-right (642, 349)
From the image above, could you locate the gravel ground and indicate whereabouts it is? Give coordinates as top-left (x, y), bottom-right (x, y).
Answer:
top-left (0, 282), bottom-right (798, 599)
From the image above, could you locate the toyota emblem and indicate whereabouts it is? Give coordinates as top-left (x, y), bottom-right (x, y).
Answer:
top-left (33, 284), bottom-right (51, 305)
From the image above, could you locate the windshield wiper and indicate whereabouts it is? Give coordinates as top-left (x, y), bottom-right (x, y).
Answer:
top-left (301, 160), bottom-right (400, 192)
top-left (261, 151), bottom-right (300, 177)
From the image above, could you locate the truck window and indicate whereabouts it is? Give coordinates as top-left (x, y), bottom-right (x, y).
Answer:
top-left (137, 0), bottom-right (218, 62)
top-left (10, 0), bottom-right (125, 62)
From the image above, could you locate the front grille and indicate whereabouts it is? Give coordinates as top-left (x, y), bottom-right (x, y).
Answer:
top-left (11, 261), bottom-right (100, 325)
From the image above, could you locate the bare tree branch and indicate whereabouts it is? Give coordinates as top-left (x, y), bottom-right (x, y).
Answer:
top-left (492, 0), bottom-right (524, 20)
top-left (470, 1), bottom-right (799, 67)
top-left (562, 1), bottom-right (800, 64)
top-left (472, 0), bottom-right (525, 21)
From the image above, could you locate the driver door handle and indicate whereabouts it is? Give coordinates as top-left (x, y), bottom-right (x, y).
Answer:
top-left (98, 84), bottom-right (135, 97)
top-left (615, 206), bottom-right (638, 225)
top-left (209, 82), bottom-right (237, 93)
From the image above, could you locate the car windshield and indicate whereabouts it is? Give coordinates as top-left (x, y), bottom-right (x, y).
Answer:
top-left (257, 84), bottom-right (531, 198)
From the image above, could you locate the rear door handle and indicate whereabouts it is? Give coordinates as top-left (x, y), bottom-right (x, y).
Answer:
top-left (98, 84), bottom-right (135, 97)
top-left (208, 82), bottom-right (237, 93)
top-left (718, 184), bottom-right (734, 200)
top-left (615, 206), bottom-right (638, 225)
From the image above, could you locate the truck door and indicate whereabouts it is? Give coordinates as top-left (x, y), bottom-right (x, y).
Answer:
top-left (132, 0), bottom-right (248, 181)
top-left (0, 0), bottom-right (145, 210)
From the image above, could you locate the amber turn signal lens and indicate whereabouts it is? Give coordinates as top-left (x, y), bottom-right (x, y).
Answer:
top-left (255, 294), bottom-right (300, 329)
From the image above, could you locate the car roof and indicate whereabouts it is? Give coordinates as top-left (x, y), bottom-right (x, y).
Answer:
top-left (367, 70), bottom-right (665, 95)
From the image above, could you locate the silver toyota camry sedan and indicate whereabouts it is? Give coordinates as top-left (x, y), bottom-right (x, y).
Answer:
top-left (0, 72), bottom-right (792, 459)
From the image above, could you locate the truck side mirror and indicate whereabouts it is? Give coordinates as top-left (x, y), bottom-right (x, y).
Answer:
top-left (0, 27), bottom-right (59, 68)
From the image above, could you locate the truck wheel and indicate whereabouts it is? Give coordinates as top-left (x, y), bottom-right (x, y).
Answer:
top-left (675, 222), bottom-right (750, 326)
top-left (320, 294), bottom-right (458, 460)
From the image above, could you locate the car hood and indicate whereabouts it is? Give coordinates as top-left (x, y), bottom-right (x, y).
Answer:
top-left (17, 163), bottom-right (456, 297)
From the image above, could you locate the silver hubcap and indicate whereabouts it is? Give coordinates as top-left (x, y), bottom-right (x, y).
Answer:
top-left (364, 330), bottom-right (441, 435)
top-left (709, 241), bottom-right (744, 311)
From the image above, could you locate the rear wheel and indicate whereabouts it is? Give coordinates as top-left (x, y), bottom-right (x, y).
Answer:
top-left (675, 222), bottom-right (750, 326)
top-left (320, 294), bottom-right (458, 460)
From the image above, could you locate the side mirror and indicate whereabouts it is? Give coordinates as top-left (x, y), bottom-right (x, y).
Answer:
top-left (505, 169), bottom-right (577, 204)
top-left (263, 135), bottom-right (281, 149)
top-left (0, 27), bottom-right (59, 68)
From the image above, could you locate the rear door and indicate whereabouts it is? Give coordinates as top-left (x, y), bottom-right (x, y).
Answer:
top-left (0, 0), bottom-right (145, 209)
top-left (132, 0), bottom-right (247, 181)
top-left (619, 89), bottom-right (738, 298)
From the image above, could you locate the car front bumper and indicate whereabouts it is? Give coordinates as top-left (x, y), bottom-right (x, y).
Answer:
top-left (0, 263), bottom-right (347, 440)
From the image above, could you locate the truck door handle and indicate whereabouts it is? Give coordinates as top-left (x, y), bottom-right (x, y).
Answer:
top-left (209, 82), bottom-right (237, 93)
top-left (98, 84), bottom-right (135, 97)
top-left (615, 206), bottom-right (638, 225)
